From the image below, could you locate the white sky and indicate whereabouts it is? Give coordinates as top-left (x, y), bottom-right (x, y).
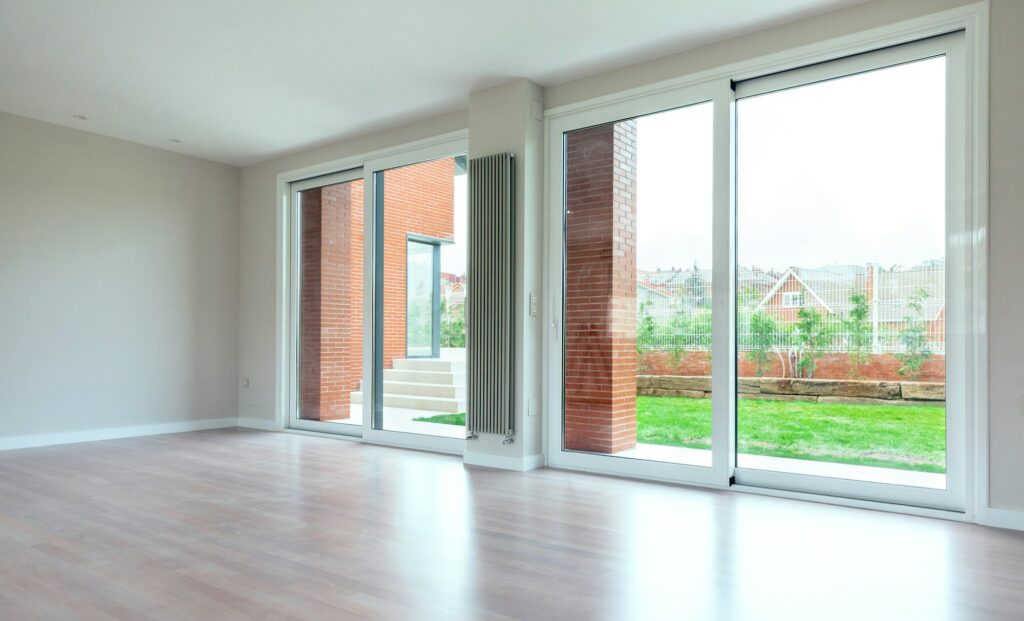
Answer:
top-left (636, 56), bottom-right (946, 273)
top-left (440, 172), bottom-right (468, 275)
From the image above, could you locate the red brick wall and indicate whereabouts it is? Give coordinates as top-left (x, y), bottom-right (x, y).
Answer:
top-left (564, 121), bottom-right (638, 454)
top-left (300, 180), bottom-right (364, 421)
top-left (382, 158), bottom-right (456, 370)
top-left (640, 349), bottom-right (946, 383)
top-left (298, 157), bottom-right (455, 422)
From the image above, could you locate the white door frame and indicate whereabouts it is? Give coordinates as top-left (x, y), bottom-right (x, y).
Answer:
top-left (543, 3), bottom-right (989, 519)
top-left (361, 137), bottom-right (469, 454)
top-left (545, 79), bottom-right (733, 489)
top-left (275, 130), bottom-right (469, 455)
top-left (287, 168), bottom-right (366, 437)
top-left (729, 32), bottom-right (968, 512)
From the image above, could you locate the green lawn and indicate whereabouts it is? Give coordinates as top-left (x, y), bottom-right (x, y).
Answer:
top-left (415, 397), bottom-right (946, 473)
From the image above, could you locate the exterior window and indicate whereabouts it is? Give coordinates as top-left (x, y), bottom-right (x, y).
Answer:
top-left (782, 292), bottom-right (805, 308)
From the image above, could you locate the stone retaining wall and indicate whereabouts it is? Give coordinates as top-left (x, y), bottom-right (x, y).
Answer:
top-left (637, 376), bottom-right (945, 406)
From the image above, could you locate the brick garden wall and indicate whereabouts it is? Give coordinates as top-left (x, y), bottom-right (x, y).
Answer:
top-left (640, 349), bottom-right (945, 383)
top-left (564, 121), bottom-right (639, 453)
top-left (299, 157), bottom-right (455, 422)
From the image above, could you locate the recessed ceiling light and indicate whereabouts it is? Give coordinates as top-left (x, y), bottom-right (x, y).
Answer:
top-left (168, 138), bottom-right (182, 144)
top-left (72, 114), bottom-right (87, 120)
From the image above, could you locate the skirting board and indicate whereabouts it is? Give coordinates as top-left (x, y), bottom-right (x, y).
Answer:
top-left (237, 417), bottom-right (280, 431)
top-left (978, 507), bottom-right (1024, 532)
top-left (463, 451), bottom-right (544, 472)
top-left (0, 417), bottom-right (239, 451)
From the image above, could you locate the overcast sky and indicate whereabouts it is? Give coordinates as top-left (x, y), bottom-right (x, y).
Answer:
top-left (636, 55), bottom-right (946, 273)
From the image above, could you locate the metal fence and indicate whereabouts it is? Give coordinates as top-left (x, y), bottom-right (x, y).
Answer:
top-left (638, 263), bottom-right (945, 355)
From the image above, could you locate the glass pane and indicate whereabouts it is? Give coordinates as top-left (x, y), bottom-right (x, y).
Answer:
top-left (563, 102), bottom-right (714, 466)
top-left (380, 156), bottom-right (468, 437)
top-left (298, 178), bottom-right (364, 427)
top-left (736, 57), bottom-right (947, 488)
top-left (406, 240), bottom-right (436, 358)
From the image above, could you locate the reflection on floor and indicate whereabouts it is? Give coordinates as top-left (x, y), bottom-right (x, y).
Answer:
top-left (4, 429), bottom-right (1019, 619)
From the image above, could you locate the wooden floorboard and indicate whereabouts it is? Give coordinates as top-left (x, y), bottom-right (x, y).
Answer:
top-left (0, 428), bottom-right (1022, 620)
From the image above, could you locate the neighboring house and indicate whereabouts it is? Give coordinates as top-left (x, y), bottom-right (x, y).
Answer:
top-left (753, 262), bottom-right (945, 352)
top-left (637, 281), bottom-right (676, 321)
top-left (441, 272), bottom-right (467, 311)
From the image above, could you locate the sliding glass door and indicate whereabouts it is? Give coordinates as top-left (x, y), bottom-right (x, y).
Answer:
top-left (287, 138), bottom-right (468, 453)
top-left (371, 152), bottom-right (469, 444)
top-left (290, 169), bottom-right (366, 434)
top-left (406, 239), bottom-right (440, 358)
top-left (547, 32), bottom-right (969, 510)
top-left (548, 80), bottom-right (733, 486)
top-left (732, 34), bottom-right (966, 509)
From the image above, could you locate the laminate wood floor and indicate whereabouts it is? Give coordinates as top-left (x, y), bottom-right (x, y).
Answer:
top-left (1, 429), bottom-right (1022, 620)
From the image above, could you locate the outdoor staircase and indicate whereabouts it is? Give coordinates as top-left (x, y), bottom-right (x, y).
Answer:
top-left (351, 357), bottom-right (466, 413)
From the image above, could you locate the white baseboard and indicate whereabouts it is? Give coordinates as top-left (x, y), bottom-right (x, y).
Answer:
top-left (0, 417), bottom-right (239, 452)
top-left (463, 451), bottom-right (545, 472)
top-left (237, 417), bottom-right (280, 431)
top-left (977, 507), bottom-right (1024, 532)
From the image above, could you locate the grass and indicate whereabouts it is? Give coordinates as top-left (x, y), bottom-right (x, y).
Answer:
top-left (413, 412), bottom-right (465, 426)
top-left (414, 397), bottom-right (946, 473)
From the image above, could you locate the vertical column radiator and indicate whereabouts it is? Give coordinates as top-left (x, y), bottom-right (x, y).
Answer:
top-left (467, 153), bottom-right (515, 438)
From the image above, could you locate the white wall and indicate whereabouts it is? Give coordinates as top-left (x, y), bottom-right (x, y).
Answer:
top-left (985, 0), bottom-right (1024, 512)
top-left (0, 112), bottom-right (240, 441)
top-left (464, 79), bottom-right (545, 468)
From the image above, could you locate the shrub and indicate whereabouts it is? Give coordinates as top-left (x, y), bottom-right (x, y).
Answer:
top-left (791, 307), bottom-right (833, 378)
top-left (844, 290), bottom-right (871, 378)
top-left (746, 311), bottom-right (777, 377)
top-left (896, 288), bottom-right (933, 379)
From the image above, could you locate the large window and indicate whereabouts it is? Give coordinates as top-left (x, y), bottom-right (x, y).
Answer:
top-left (375, 155), bottom-right (468, 439)
top-left (547, 32), bottom-right (971, 511)
top-left (294, 174), bottom-right (365, 430)
top-left (736, 55), bottom-right (948, 490)
top-left (562, 102), bottom-right (714, 468)
top-left (287, 140), bottom-right (468, 452)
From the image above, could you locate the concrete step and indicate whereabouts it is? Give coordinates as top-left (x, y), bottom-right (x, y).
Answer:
top-left (384, 369), bottom-right (464, 385)
top-left (350, 391), bottom-right (464, 413)
top-left (383, 381), bottom-right (465, 399)
top-left (393, 358), bottom-right (466, 373)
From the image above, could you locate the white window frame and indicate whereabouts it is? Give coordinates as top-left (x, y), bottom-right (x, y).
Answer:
top-left (781, 291), bottom-right (805, 309)
top-left (543, 3), bottom-right (988, 520)
top-left (731, 32), bottom-right (967, 512)
top-left (275, 130), bottom-right (469, 456)
top-left (287, 167), bottom-right (366, 438)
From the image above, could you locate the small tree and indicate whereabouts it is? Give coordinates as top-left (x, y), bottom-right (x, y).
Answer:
top-left (896, 288), bottom-right (933, 379)
top-left (791, 307), bottom-right (833, 378)
top-left (690, 310), bottom-right (713, 361)
top-left (844, 290), bottom-right (871, 379)
top-left (667, 309), bottom-right (689, 367)
top-left (746, 311), bottom-right (777, 377)
top-left (637, 302), bottom-right (658, 373)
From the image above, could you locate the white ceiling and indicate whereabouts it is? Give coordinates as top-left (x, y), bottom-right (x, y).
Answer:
top-left (0, 0), bottom-right (862, 166)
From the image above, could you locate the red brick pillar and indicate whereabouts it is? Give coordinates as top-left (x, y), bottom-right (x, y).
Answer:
top-left (563, 120), bottom-right (638, 453)
top-left (299, 181), bottom-right (364, 421)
